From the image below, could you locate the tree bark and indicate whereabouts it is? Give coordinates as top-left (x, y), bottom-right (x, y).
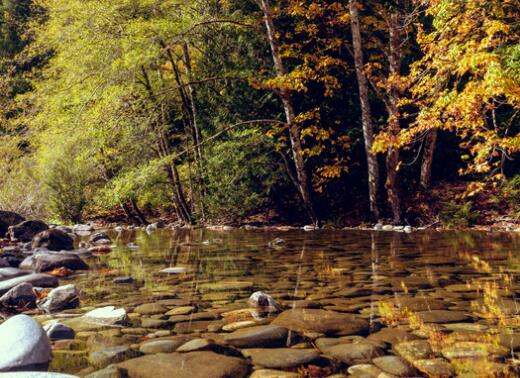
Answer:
top-left (182, 42), bottom-right (207, 221)
top-left (130, 198), bottom-right (148, 225)
top-left (384, 12), bottom-right (403, 224)
top-left (349, 0), bottom-right (380, 220)
top-left (257, 0), bottom-right (318, 225)
top-left (420, 129), bottom-right (437, 190)
top-left (140, 66), bottom-right (192, 224)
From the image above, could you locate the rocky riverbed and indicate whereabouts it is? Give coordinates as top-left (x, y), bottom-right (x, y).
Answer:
top-left (0, 215), bottom-right (519, 377)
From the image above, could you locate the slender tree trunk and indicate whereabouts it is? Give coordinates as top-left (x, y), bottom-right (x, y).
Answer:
top-left (258, 0), bottom-right (318, 225)
top-left (140, 66), bottom-right (192, 224)
top-left (130, 198), bottom-right (148, 225)
top-left (182, 42), bottom-right (207, 222)
top-left (120, 203), bottom-right (140, 225)
top-left (420, 130), bottom-right (437, 190)
top-left (385, 13), bottom-right (403, 224)
top-left (349, 0), bottom-right (380, 220)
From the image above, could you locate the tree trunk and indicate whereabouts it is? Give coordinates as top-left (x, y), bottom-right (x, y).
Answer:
top-left (349, 0), bottom-right (380, 220)
top-left (140, 66), bottom-right (192, 225)
top-left (420, 129), bottom-right (437, 190)
top-left (130, 198), bottom-right (148, 225)
top-left (258, 0), bottom-right (318, 225)
top-left (182, 42), bottom-right (207, 221)
top-left (385, 13), bottom-right (403, 224)
top-left (120, 202), bottom-right (140, 225)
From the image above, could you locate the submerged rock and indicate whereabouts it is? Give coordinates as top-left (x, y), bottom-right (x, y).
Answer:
top-left (242, 348), bottom-right (320, 369)
top-left (32, 229), bottom-right (74, 251)
top-left (159, 267), bottom-right (191, 274)
top-left (73, 224), bottom-right (94, 232)
top-left (39, 284), bottom-right (80, 313)
top-left (272, 308), bottom-right (369, 336)
top-left (224, 325), bottom-right (289, 348)
top-left (248, 291), bottom-right (280, 312)
top-left (84, 306), bottom-right (127, 324)
top-left (323, 342), bottom-right (384, 365)
top-left (372, 355), bottom-right (417, 376)
top-left (89, 232), bottom-right (112, 246)
top-left (44, 322), bottom-right (75, 341)
top-left (133, 302), bottom-right (167, 315)
top-left (89, 345), bottom-right (139, 369)
top-left (8, 220), bottom-right (49, 242)
top-left (0, 273), bottom-right (58, 296)
top-left (118, 351), bottom-right (248, 378)
top-left (0, 267), bottom-right (29, 281)
top-left (0, 282), bottom-right (36, 309)
top-left (20, 253), bottom-right (88, 273)
top-left (0, 314), bottom-right (52, 372)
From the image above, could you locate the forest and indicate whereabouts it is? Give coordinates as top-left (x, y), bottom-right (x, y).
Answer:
top-left (0, 0), bottom-right (519, 228)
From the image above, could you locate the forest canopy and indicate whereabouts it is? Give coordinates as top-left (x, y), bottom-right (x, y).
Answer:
top-left (0, 0), bottom-right (518, 227)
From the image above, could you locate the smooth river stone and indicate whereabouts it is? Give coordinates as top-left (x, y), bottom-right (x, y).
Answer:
top-left (224, 325), bottom-right (289, 348)
top-left (177, 338), bottom-right (214, 352)
top-left (134, 302), bottom-right (168, 315)
top-left (88, 345), bottom-right (138, 369)
top-left (367, 328), bottom-right (420, 346)
top-left (394, 340), bottom-right (434, 361)
top-left (118, 351), bottom-right (248, 378)
top-left (386, 296), bottom-right (449, 311)
top-left (0, 267), bottom-right (29, 281)
top-left (0, 273), bottom-right (58, 295)
top-left (416, 310), bottom-right (469, 323)
top-left (272, 309), bottom-right (369, 336)
top-left (372, 355), bottom-right (417, 376)
top-left (347, 364), bottom-right (384, 377)
top-left (323, 342), bottom-right (384, 365)
top-left (139, 336), bottom-right (191, 354)
top-left (198, 281), bottom-right (253, 292)
top-left (165, 306), bottom-right (195, 316)
top-left (413, 358), bottom-right (454, 377)
top-left (242, 348), bottom-right (320, 369)
top-left (0, 314), bottom-right (52, 371)
top-left (250, 369), bottom-right (299, 378)
top-left (441, 341), bottom-right (510, 360)
top-left (222, 320), bottom-right (258, 332)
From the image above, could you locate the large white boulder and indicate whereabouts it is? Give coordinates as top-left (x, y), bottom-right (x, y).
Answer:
top-left (0, 314), bottom-right (52, 371)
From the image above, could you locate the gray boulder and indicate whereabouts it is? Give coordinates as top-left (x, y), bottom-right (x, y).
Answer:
top-left (0, 282), bottom-right (36, 309)
top-left (89, 232), bottom-right (112, 246)
top-left (39, 284), bottom-right (80, 313)
top-left (32, 229), bottom-right (74, 251)
top-left (0, 268), bottom-right (30, 281)
top-left (0, 210), bottom-right (25, 237)
top-left (8, 220), bottom-right (49, 242)
top-left (20, 252), bottom-right (88, 273)
top-left (0, 314), bottom-right (52, 371)
top-left (0, 258), bottom-right (10, 268)
top-left (43, 322), bottom-right (75, 341)
top-left (0, 273), bottom-right (58, 296)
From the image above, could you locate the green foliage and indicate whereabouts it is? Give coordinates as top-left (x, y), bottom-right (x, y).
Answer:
top-left (0, 0), bottom-right (518, 226)
top-left (500, 175), bottom-right (520, 220)
top-left (204, 129), bottom-right (286, 220)
top-left (440, 201), bottom-right (480, 228)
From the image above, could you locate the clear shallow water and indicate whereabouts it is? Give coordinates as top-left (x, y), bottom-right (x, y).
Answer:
top-left (49, 229), bottom-right (520, 376)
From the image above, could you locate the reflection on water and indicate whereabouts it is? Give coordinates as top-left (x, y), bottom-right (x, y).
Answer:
top-left (76, 229), bottom-right (520, 311)
top-left (62, 229), bottom-right (520, 376)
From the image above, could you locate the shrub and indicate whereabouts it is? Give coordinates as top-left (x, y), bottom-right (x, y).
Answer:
top-left (440, 200), bottom-right (479, 228)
